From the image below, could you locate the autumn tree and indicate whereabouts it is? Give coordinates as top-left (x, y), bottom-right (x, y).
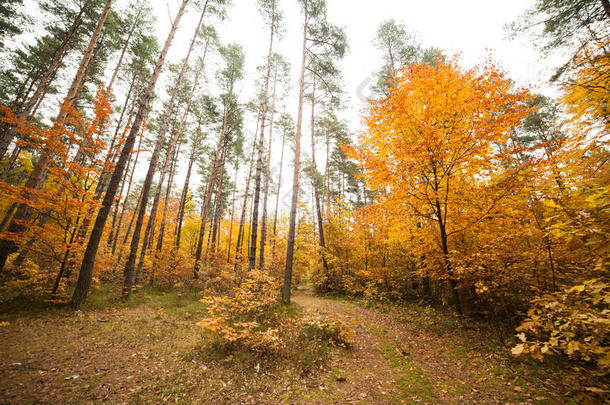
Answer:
top-left (122, 0), bottom-right (224, 297)
top-left (0, 0), bottom-right (115, 274)
top-left (248, 0), bottom-right (282, 270)
top-left (70, 0), bottom-right (191, 308)
top-left (350, 58), bottom-right (534, 314)
top-left (193, 43), bottom-right (245, 278)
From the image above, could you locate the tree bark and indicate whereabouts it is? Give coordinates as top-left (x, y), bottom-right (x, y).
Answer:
top-left (123, 0), bottom-right (208, 296)
top-left (0, 0), bottom-right (114, 273)
top-left (194, 91), bottom-right (233, 277)
top-left (248, 0), bottom-right (276, 270)
top-left (70, 0), bottom-right (189, 308)
top-left (434, 195), bottom-right (462, 315)
top-left (258, 62), bottom-right (278, 269)
top-left (235, 111), bottom-right (260, 260)
top-left (156, 131), bottom-right (182, 253)
top-left (155, 56), bottom-right (206, 253)
top-left (309, 75), bottom-right (329, 272)
top-left (272, 133), bottom-right (286, 252)
top-left (210, 146), bottom-right (227, 253)
top-left (106, 8), bottom-right (142, 92)
top-left (282, 0), bottom-right (308, 304)
top-left (226, 163), bottom-right (239, 262)
top-left (175, 123), bottom-right (202, 248)
top-left (111, 133), bottom-right (142, 254)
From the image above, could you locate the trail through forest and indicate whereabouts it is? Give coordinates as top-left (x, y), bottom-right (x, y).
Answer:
top-left (0, 288), bottom-right (581, 404)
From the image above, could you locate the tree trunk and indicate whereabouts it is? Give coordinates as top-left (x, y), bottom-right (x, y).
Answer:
top-left (309, 75), bottom-right (329, 272)
top-left (272, 127), bottom-right (286, 246)
top-left (210, 147), bottom-right (227, 254)
top-left (132, 115), bottom-right (178, 285)
top-left (0, 0), bottom-right (114, 273)
top-left (235, 111), bottom-right (260, 260)
top-left (226, 163), bottom-right (239, 263)
top-left (258, 62), bottom-right (278, 269)
top-left (175, 124), bottom-right (202, 248)
top-left (434, 196), bottom-right (462, 315)
top-left (106, 8), bottom-right (142, 92)
top-left (156, 133), bottom-right (182, 253)
top-left (123, 0), bottom-right (208, 296)
top-left (70, 0), bottom-right (189, 308)
top-left (75, 71), bottom-right (139, 244)
top-left (323, 134), bottom-right (330, 216)
top-left (194, 92), bottom-right (232, 277)
top-left (283, 0), bottom-right (308, 304)
top-left (107, 140), bottom-right (133, 249)
top-left (111, 133), bottom-right (142, 254)
top-left (156, 56), bottom-right (206, 253)
top-left (248, 0), bottom-right (276, 270)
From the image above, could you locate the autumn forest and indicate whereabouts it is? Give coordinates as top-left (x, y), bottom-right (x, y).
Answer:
top-left (0, 0), bottom-right (608, 403)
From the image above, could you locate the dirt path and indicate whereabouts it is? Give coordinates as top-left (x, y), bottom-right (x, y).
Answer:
top-left (292, 291), bottom-right (572, 404)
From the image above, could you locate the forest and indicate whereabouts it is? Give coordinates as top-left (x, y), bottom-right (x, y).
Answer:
top-left (0, 0), bottom-right (608, 403)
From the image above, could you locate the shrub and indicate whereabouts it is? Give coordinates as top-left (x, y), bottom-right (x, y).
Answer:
top-left (198, 270), bottom-right (283, 355)
top-left (300, 311), bottom-right (353, 348)
top-left (513, 279), bottom-right (610, 373)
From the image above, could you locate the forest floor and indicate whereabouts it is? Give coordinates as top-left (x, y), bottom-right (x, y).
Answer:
top-left (0, 285), bottom-right (600, 404)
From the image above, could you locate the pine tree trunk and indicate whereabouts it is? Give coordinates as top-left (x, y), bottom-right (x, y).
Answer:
top-left (112, 134), bottom-right (143, 254)
top-left (175, 124), bottom-right (202, 248)
top-left (107, 141), bottom-right (133, 249)
top-left (283, 0), bottom-right (308, 304)
top-left (309, 77), bottom-right (328, 271)
top-left (75, 72), bottom-right (139, 244)
top-left (235, 115), bottom-right (260, 261)
top-left (248, 0), bottom-right (276, 270)
top-left (156, 57), bottom-right (206, 253)
top-left (156, 133), bottom-right (182, 253)
top-left (272, 127), bottom-right (286, 246)
top-left (210, 147), bottom-right (227, 254)
top-left (106, 8), bottom-right (142, 92)
top-left (194, 93), bottom-right (232, 277)
top-left (323, 135), bottom-right (329, 216)
top-left (0, 0), bottom-right (114, 274)
top-left (123, 0), bottom-right (208, 296)
top-left (70, 0), bottom-right (189, 308)
top-left (258, 62), bottom-right (278, 269)
top-left (226, 163), bottom-right (239, 263)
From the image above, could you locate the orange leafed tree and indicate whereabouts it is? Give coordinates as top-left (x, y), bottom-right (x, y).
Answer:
top-left (0, 88), bottom-right (113, 297)
top-left (349, 58), bottom-right (534, 313)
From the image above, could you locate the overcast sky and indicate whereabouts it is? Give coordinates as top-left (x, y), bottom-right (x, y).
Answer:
top-left (156, 0), bottom-right (557, 132)
top-left (138, 0), bottom-right (558, 211)
top-left (15, 0), bottom-right (561, 213)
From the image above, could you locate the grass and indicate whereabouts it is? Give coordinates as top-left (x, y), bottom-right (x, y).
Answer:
top-left (2, 284), bottom-right (357, 403)
top-left (1, 285), bottom-right (606, 404)
top-left (378, 343), bottom-right (436, 402)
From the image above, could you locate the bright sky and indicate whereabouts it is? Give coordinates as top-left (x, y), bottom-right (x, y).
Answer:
top-left (159, 0), bottom-right (557, 131)
top-left (145, 0), bottom-right (558, 210)
top-left (15, 0), bottom-right (561, 212)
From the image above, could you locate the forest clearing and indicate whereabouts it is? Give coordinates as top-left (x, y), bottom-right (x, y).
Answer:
top-left (0, 0), bottom-right (608, 403)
